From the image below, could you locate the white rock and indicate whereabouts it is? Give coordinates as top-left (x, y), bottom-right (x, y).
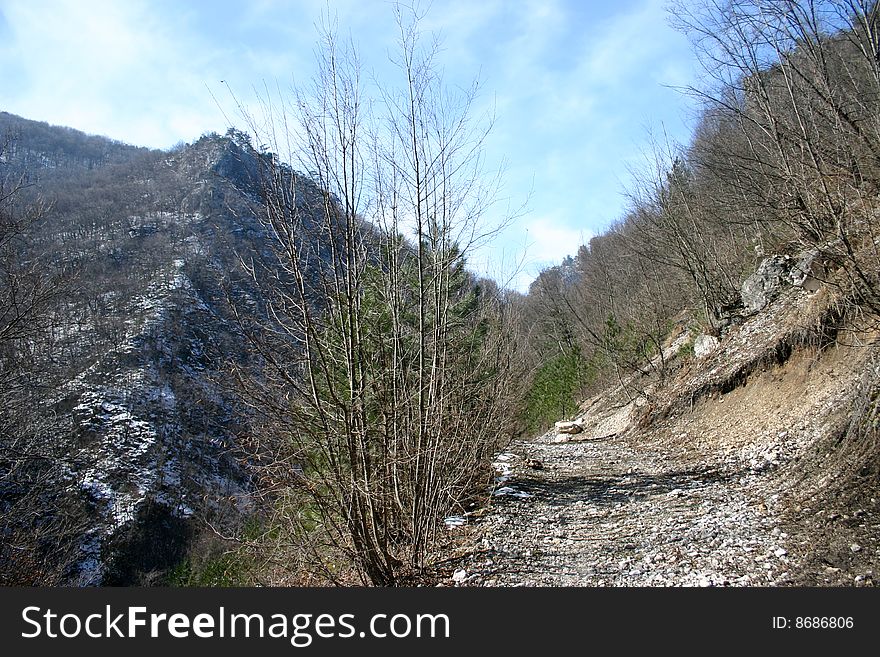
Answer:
top-left (493, 486), bottom-right (531, 499)
top-left (693, 334), bottom-right (720, 359)
top-left (452, 569), bottom-right (467, 583)
top-left (444, 515), bottom-right (467, 528)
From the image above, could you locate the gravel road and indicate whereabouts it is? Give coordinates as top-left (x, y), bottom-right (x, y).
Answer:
top-left (451, 432), bottom-right (805, 587)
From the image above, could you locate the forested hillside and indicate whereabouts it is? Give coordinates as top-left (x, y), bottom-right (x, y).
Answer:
top-left (0, 112), bottom-right (331, 584)
top-left (517, 0), bottom-right (880, 437)
top-left (494, 1), bottom-right (880, 586)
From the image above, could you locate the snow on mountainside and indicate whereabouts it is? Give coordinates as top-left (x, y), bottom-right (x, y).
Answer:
top-left (64, 254), bottom-right (244, 584)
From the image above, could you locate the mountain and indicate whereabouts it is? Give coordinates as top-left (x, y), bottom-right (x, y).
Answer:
top-left (0, 113), bottom-right (326, 585)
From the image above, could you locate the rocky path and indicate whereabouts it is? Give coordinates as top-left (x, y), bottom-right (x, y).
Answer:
top-left (452, 432), bottom-right (799, 587)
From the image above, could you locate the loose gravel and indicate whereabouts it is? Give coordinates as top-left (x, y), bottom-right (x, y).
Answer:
top-left (450, 433), bottom-right (809, 587)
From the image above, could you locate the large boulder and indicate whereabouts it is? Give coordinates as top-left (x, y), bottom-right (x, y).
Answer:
top-left (740, 250), bottom-right (822, 314)
top-left (741, 255), bottom-right (790, 313)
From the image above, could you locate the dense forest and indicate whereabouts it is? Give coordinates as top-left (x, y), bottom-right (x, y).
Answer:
top-left (2, 0), bottom-right (879, 586)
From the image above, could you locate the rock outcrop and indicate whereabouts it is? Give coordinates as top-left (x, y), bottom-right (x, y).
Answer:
top-left (740, 250), bottom-right (822, 314)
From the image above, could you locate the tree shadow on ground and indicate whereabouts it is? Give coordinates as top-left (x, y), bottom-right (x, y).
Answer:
top-left (499, 465), bottom-right (738, 509)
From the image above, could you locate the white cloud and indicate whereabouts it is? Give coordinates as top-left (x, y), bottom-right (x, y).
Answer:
top-left (525, 214), bottom-right (590, 267)
top-left (473, 214), bottom-right (587, 292)
top-left (0, 0), bottom-right (241, 147)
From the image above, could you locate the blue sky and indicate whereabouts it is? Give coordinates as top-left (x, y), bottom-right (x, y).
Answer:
top-left (0, 0), bottom-right (701, 291)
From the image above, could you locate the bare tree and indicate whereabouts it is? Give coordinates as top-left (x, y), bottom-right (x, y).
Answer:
top-left (0, 133), bottom-right (87, 585)
top-left (226, 7), bottom-right (516, 585)
top-left (672, 0), bottom-right (880, 315)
